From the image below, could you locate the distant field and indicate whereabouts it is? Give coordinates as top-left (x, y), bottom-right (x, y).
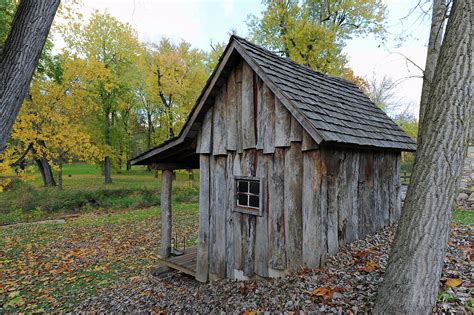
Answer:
top-left (0, 164), bottom-right (199, 225)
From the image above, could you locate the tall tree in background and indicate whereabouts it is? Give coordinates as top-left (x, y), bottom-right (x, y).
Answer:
top-left (63, 11), bottom-right (140, 183)
top-left (374, 0), bottom-right (472, 312)
top-left (146, 39), bottom-right (209, 141)
top-left (0, 0), bottom-right (60, 154)
top-left (247, 0), bottom-right (386, 78)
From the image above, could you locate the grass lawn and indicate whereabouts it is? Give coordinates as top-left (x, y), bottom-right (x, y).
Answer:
top-left (0, 204), bottom-right (199, 312)
top-left (0, 164), bottom-right (199, 225)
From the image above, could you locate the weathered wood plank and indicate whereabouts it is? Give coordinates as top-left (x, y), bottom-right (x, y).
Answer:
top-left (232, 154), bottom-right (243, 271)
top-left (263, 85), bottom-right (275, 154)
top-left (290, 116), bottom-right (303, 142)
top-left (235, 63), bottom-right (243, 154)
top-left (226, 70), bottom-right (238, 151)
top-left (254, 153), bottom-right (268, 277)
top-left (358, 151), bottom-right (376, 237)
top-left (241, 62), bottom-right (256, 149)
top-left (302, 150), bottom-right (323, 268)
top-left (322, 148), bottom-right (339, 255)
top-left (274, 98), bottom-right (291, 147)
top-left (160, 170), bottom-right (173, 258)
top-left (242, 215), bottom-right (256, 277)
top-left (213, 86), bottom-right (227, 155)
top-left (389, 153), bottom-right (401, 224)
top-left (302, 130), bottom-right (319, 151)
top-left (347, 150), bottom-right (360, 243)
top-left (198, 109), bottom-right (213, 154)
top-left (210, 156), bottom-right (227, 278)
top-left (284, 143), bottom-right (303, 271)
top-left (269, 148), bottom-right (286, 270)
top-left (240, 149), bottom-right (257, 277)
top-left (225, 153), bottom-right (235, 278)
top-left (195, 155), bottom-right (210, 282)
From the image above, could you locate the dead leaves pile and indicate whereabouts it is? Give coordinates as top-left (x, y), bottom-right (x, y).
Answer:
top-left (0, 207), bottom-right (199, 312)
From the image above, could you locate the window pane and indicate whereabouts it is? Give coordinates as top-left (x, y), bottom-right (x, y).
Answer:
top-left (238, 181), bottom-right (248, 193)
top-left (238, 193), bottom-right (248, 206)
top-left (249, 195), bottom-right (259, 208)
top-left (249, 181), bottom-right (260, 194)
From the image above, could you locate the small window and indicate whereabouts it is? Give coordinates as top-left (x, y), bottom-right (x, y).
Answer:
top-left (235, 177), bottom-right (262, 216)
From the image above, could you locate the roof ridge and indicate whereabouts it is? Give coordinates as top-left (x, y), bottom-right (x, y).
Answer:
top-left (231, 35), bottom-right (358, 88)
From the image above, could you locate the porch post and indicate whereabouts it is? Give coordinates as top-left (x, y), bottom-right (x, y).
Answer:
top-left (160, 169), bottom-right (173, 258)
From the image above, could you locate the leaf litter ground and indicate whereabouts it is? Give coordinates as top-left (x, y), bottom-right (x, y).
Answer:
top-left (76, 223), bottom-right (472, 313)
top-left (1, 204), bottom-right (472, 313)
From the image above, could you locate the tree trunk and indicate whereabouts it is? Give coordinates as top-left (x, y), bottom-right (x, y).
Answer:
top-left (32, 141), bottom-right (56, 187)
top-left (374, 1), bottom-right (472, 313)
top-left (104, 110), bottom-right (112, 184)
top-left (57, 161), bottom-right (63, 191)
top-left (126, 160), bottom-right (131, 171)
top-left (417, 0), bottom-right (447, 140)
top-left (0, 0), bottom-right (60, 154)
top-left (35, 156), bottom-right (56, 187)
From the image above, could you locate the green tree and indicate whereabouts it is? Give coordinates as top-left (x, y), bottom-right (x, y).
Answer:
top-left (62, 10), bottom-right (141, 183)
top-left (145, 38), bottom-right (209, 142)
top-left (247, 0), bottom-right (386, 78)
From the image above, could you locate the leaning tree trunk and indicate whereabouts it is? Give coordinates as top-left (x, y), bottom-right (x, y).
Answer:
top-left (33, 140), bottom-right (56, 187)
top-left (373, 0), bottom-right (472, 313)
top-left (35, 156), bottom-right (56, 187)
top-left (0, 0), bottom-right (60, 154)
top-left (417, 0), bottom-right (447, 142)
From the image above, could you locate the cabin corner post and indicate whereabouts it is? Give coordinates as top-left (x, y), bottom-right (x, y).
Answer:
top-left (160, 169), bottom-right (173, 258)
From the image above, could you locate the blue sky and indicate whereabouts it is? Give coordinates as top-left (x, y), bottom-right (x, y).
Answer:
top-left (78, 0), bottom-right (432, 116)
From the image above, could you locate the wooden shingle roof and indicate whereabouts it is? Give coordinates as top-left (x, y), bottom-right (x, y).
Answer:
top-left (131, 36), bottom-right (415, 166)
top-left (233, 36), bottom-right (416, 151)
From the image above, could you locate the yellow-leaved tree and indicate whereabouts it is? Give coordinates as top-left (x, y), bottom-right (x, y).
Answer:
top-left (7, 56), bottom-right (104, 190)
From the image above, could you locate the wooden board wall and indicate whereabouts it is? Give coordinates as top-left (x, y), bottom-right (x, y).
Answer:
top-left (194, 60), bottom-right (402, 281)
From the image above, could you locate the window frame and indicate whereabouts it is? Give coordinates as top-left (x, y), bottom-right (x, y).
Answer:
top-left (233, 176), bottom-right (264, 216)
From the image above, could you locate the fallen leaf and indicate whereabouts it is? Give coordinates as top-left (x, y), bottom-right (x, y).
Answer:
top-left (306, 287), bottom-right (334, 299)
top-left (360, 261), bottom-right (378, 273)
top-left (445, 278), bottom-right (462, 288)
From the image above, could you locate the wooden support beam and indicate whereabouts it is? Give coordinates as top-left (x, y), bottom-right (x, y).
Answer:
top-left (160, 169), bottom-right (173, 258)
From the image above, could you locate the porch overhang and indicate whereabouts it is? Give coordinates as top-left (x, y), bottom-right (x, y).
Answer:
top-left (129, 137), bottom-right (199, 169)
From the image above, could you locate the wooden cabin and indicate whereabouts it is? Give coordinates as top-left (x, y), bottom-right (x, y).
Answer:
top-left (130, 36), bottom-right (417, 282)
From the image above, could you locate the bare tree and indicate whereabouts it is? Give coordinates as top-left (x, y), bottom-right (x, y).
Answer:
top-left (374, 0), bottom-right (472, 312)
top-left (0, 0), bottom-right (60, 154)
top-left (364, 74), bottom-right (400, 114)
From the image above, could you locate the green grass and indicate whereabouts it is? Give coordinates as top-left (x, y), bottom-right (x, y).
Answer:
top-left (0, 164), bottom-right (199, 225)
top-left (0, 203), bottom-right (199, 312)
top-left (453, 209), bottom-right (474, 225)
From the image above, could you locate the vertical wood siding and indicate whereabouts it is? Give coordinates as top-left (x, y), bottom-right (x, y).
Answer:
top-left (195, 60), bottom-right (402, 280)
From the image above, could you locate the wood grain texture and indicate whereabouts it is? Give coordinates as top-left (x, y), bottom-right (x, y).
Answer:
top-left (241, 62), bottom-right (256, 149)
top-left (232, 154), bottom-right (243, 271)
top-left (284, 143), bottom-right (303, 271)
top-left (274, 98), bottom-right (291, 147)
top-left (302, 150), bottom-right (323, 268)
top-left (226, 70), bottom-right (238, 151)
top-left (254, 153), bottom-right (269, 277)
top-left (269, 148), bottom-right (287, 269)
top-left (195, 155), bottom-right (210, 282)
top-left (225, 153), bottom-right (235, 278)
top-left (263, 85), bottom-right (276, 154)
top-left (160, 170), bottom-right (173, 258)
top-left (322, 149), bottom-right (340, 256)
top-left (213, 86), bottom-right (227, 155)
top-left (198, 109), bottom-right (213, 154)
top-left (290, 116), bottom-right (303, 142)
top-left (210, 156), bottom-right (227, 278)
